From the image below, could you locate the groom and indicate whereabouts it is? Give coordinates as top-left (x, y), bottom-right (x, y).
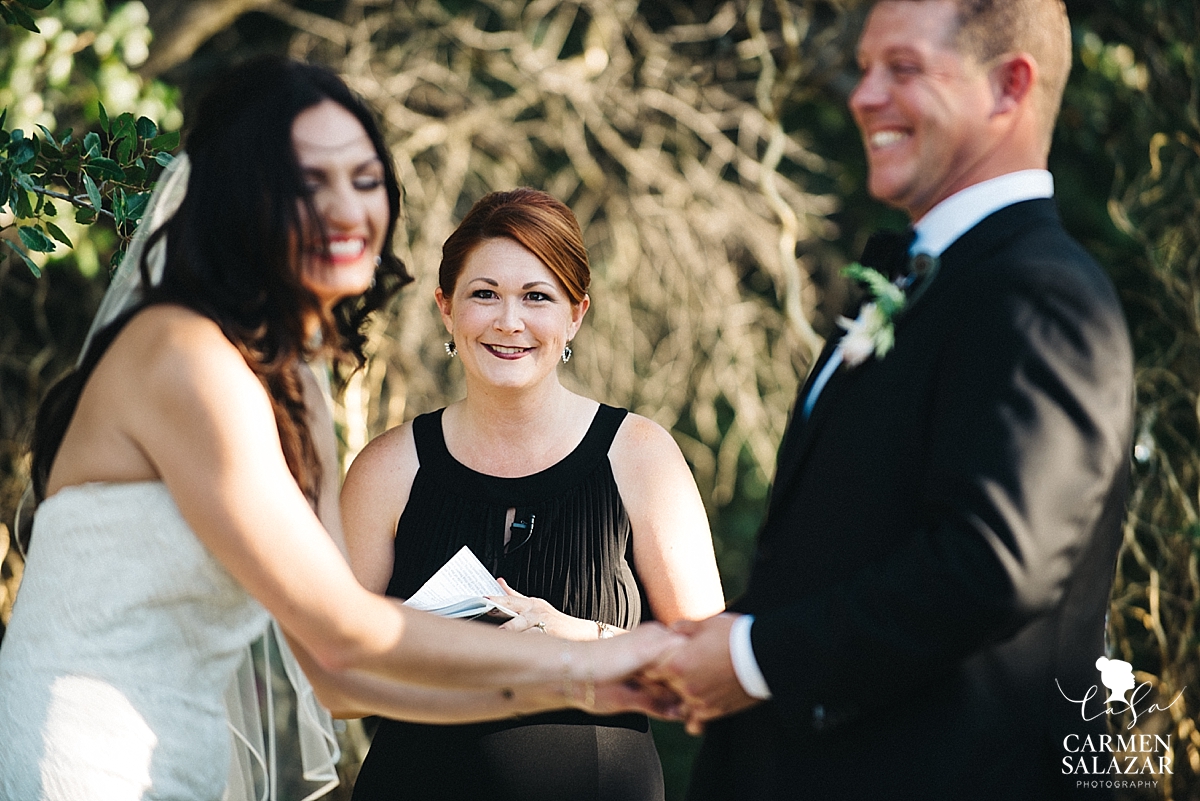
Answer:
top-left (646, 0), bottom-right (1135, 798)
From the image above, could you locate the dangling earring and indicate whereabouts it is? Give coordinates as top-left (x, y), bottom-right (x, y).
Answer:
top-left (444, 340), bottom-right (457, 357)
top-left (562, 344), bottom-right (572, 364)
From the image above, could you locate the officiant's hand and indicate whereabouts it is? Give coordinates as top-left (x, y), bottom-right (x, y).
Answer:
top-left (489, 578), bottom-right (624, 641)
top-left (642, 613), bottom-right (760, 734)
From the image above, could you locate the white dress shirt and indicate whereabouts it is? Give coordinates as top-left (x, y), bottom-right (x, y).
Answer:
top-left (730, 170), bottom-right (1055, 701)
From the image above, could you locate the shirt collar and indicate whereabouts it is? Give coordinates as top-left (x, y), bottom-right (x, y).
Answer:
top-left (911, 170), bottom-right (1054, 257)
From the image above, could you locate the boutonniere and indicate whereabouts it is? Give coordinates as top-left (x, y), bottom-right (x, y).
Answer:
top-left (836, 263), bottom-right (906, 368)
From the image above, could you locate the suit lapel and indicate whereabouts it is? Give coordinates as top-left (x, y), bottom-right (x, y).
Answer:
top-left (769, 339), bottom-right (844, 516)
top-left (765, 198), bottom-right (1062, 516)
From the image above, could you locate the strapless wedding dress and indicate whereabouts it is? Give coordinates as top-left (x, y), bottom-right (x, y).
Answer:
top-left (0, 482), bottom-right (271, 800)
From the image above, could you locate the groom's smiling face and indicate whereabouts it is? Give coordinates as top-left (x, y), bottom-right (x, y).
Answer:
top-left (849, 0), bottom-right (998, 221)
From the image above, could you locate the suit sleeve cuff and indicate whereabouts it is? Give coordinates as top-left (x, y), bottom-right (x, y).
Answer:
top-left (729, 614), bottom-right (773, 700)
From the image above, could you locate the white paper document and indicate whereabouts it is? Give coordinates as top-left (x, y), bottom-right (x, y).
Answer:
top-left (402, 545), bottom-right (516, 619)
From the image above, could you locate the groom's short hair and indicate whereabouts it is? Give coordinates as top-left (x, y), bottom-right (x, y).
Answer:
top-left (872, 0), bottom-right (1072, 153)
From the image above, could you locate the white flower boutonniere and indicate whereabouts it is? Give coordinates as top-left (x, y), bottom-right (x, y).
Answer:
top-left (837, 262), bottom-right (906, 368)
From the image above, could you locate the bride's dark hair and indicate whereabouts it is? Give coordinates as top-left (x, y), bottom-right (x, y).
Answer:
top-left (31, 56), bottom-right (411, 504)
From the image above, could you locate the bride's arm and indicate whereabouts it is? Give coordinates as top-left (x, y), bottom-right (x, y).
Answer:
top-left (112, 307), bottom-right (680, 713)
top-left (285, 629), bottom-right (680, 722)
top-left (305, 371), bottom-right (546, 721)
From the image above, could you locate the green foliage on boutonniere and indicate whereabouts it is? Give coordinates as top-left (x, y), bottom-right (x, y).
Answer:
top-left (837, 262), bottom-right (906, 367)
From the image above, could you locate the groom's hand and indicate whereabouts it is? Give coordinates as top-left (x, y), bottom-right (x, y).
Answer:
top-left (643, 613), bottom-right (760, 735)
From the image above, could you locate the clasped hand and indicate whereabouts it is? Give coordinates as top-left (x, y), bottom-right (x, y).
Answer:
top-left (486, 580), bottom-right (758, 730)
top-left (590, 613), bottom-right (762, 734)
top-left (639, 613), bottom-right (761, 734)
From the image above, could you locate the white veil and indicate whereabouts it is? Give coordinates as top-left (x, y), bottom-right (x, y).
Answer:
top-left (78, 150), bottom-right (189, 358)
top-left (80, 152), bottom-right (342, 801)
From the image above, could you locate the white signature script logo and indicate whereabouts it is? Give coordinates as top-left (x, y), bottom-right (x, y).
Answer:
top-left (1057, 657), bottom-right (1185, 730)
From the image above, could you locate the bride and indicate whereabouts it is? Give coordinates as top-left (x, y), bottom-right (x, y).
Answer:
top-left (0, 56), bottom-right (681, 800)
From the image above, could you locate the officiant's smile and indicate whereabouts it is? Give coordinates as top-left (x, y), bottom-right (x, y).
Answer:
top-left (343, 186), bottom-right (723, 798)
top-left (436, 235), bottom-right (589, 393)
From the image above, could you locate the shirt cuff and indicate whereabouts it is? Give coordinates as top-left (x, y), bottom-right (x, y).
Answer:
top-left (729, 614), bottom-right (773, 700)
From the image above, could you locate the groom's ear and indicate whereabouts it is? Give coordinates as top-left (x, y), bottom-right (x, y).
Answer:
top-left (989, 52), bottom-right (1037, 116)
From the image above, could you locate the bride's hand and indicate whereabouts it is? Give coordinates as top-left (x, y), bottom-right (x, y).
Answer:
top-left (583, 623), bottom-right (688, 719)
top-left (488, 578), bottom-right (602, 640)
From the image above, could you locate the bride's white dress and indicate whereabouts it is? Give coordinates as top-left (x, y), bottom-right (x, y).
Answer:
top-left (0, 481), bottom-right (270, 800)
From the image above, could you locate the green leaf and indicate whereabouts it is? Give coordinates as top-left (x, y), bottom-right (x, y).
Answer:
top-left (112, 187), bottom-right (127, 228)
top-left (7, 2), bottom-right (41, 33)
top-left (18, 224), bottom-right (56, 253)
top-left (154, 151), bottom-right (175, 167)
top-left (5, 240), bottom-right (41, 277)
top-left (82, 171), bottom-right (102, 212)
top-left (75, 206), bottom-right (97, 224)
top-left (149, 131), bottom-right (180, 151)
top-left (44, 221), bottom-right (73, 248)
top-left (43, 200), bottom-right (56, 217)
top-left (15, 187), bottom-right (32, 217)
top-left (21, 0), bottom-right (56, 9)
top-left (136, 117), bottom-right (158, 140)
top-left (35, 124), bottom-right (58, 150)
top-left (116, 136), bottom-right (135, 165)
top-left (112, 113), bottom-right (137, 145)
top-left (98, 103), bottom-right (110, 136)
top-left (85, 156), bottom-right (125, 181)
top-left (124, 191), bottom-right (150, 225)
top-left (83, 131), bottom-right (101, 157)
top-left (841, 262), bottom-right (906, 315)
top-left (11, 136), bottom-right (37, 165)
top-left (0, 7), bottom-right (14, 27)
top-left (14, 171), bottom-right (37, 193)
top-left (0, 108), bottom-right (8, 131)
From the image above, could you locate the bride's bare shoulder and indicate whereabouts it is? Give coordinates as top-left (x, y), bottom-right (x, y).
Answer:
top-left (119, 304), bottom-right (230, 352)
top-left (115, 305), bottom-right (245, 371)
top-left (103, 305), bottom-right (265, 411)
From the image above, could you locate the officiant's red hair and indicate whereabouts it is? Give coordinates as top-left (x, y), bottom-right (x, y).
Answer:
top-left (438, 188), bottom-right (590, 305)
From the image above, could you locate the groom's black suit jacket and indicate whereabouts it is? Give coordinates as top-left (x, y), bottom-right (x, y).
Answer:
top-left (689, 199), bottom-right (1134, 800)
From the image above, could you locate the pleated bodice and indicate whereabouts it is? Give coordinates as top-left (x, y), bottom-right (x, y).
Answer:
top-left (386, 403), bottom-right (642, 629)
top-left (352, 403), bottom-right (665, 801)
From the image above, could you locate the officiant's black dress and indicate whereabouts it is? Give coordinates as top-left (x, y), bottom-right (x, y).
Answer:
top-left (350, 404), bottom-right (664, 801)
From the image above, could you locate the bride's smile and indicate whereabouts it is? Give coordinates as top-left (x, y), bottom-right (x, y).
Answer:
top-left (292, 99), bottom-right (389, 312)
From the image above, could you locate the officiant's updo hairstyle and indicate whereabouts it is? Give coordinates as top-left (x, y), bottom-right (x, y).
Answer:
top-left (31, 56), bottom-right (411, 504)
top-left (438, 188), bottom-right (590, 305)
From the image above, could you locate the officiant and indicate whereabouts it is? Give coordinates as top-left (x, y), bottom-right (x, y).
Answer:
top-left (644, 1), bottom-right (1136, 798)
top-left (340, 187), bottom-right (725, 801)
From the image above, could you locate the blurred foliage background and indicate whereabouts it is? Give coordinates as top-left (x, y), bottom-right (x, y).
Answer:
top-left (1, 1), bottom-right (1197, 799)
